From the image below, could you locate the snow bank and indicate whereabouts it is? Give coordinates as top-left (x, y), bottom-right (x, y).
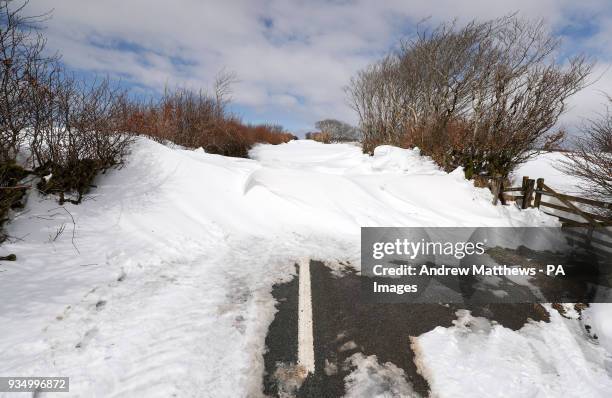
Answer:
top-left (248, 140), bottom-right (555, 229)
top-left (0, 138), bottom-right (558, 397)
top-left (414, 308), bottom-right (612, 398)
top-left (370, 146), bottom-right (440, 174)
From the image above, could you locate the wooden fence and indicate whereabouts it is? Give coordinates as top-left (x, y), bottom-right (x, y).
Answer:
top-left (491, 175), bottom-right (612, 258)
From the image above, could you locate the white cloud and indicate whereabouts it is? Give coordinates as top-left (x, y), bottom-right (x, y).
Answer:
top-left (560, 64), bottom-right (612, 129)
top-left (25, 0), bottom-right (612, 132)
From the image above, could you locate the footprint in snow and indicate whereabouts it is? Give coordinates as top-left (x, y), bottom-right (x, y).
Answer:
top-left (75, 327), bottom-right (98, 349)
top-left (95, 300), bottom-right (107, 311)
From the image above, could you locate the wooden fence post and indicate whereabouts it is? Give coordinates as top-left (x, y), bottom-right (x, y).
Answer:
top-left (499, 177), bottom-right (506, 205)
top-left (522, 178), bottom-right (535, 209)
top-left (490, 175), bottom-right (501, 205)
top-left (520, 176), bottom-right (529, 208)
top-left (533, 178), bottom-right (544, 208)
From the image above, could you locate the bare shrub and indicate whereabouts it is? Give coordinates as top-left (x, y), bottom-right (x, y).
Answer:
top-left (245, 123), bottom-right (295, 145)
top-left (0, 161), bottom-right (28, 240)
top-left (560, 98), bottom-right (612, 210)
top-left (305, 131), bottom-right (331, 143)
top-left (35, 75), bottom-right (133, 203)
top-left (117, 80), bottom-right (294, 157)
top-left (0, 0), bottom-right (56, 163)
top-left (0, 0), bottom-right (51, 231)
top-left (347, 15), bottom-right (592, 178)
top-left (0, 1), bottom-right (133, 207)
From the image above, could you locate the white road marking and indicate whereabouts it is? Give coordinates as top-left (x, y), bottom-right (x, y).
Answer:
top-left (297, 258), bottom-right (315, 374)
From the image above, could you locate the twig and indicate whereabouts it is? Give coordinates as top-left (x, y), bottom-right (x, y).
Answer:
top-left (61, 207), bottom-right (80, 254)
top-left (33, 215), bottom-right (57, 221)
top-left (49, 223), bottom-right (66, 242)
top-left (0, 185), bottom-right (29, 190)
top-left (6, 233), bottom-right (29, 243)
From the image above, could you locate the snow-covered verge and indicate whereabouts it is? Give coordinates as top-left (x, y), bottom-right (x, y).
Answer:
top-left (413, 308), bottom-right (612, 397)
top-left (583, 292), bottom-right (612, 363)
top-left (0, 138), bottom-right (597, 397)
top-left (401, 150), bottom-right (612, 398)
top-left (514, 150), bottom-right (612, 370)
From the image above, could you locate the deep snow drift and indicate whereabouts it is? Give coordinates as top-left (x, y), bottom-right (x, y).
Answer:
top-left (0, 139), bottom-right (609, 397)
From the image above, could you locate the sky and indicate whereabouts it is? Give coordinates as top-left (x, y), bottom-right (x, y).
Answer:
top-left (26, 0), bottom-right (612, 136)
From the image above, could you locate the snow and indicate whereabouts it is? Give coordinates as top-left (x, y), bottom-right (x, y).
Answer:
top-left (515, 151), bottom-right (612, 363)
top-left (413, 308), bottom-right (612, 398)
top-left (0, 138), bottom-right (598, 397)
top-left (343, 353), bottom-right (419, 398)
top-left (513, 151), bottom-right (580, 194)
top-left (248, 140), bottom-right (554, 229)
top-left (583, 296), bottom-right (612, 355)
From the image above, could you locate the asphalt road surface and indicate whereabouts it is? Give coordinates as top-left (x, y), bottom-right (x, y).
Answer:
top-left (263, 260), bottom-right (549, 397)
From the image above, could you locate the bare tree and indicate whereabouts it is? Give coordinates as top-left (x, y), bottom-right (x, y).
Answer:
top-left (24, 53), bottom-right (60, 169)
top-left (346, 55), bottom-right (407, 149)
top-left (560, 98), bottom-right (612, 209)
top-left (314, 119), bottom-right (360, 142)
top-left (214, 69), bottom-right (238, 118)
top-left (347, 15), bottom-right (592, 178)
top-left (1, 0), bottom-right (55, 227)
top-left (0, 0), bottom-right (55, 163)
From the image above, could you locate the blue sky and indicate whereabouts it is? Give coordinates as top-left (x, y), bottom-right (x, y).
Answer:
top-left (26, 0), bottom-right (612, 136)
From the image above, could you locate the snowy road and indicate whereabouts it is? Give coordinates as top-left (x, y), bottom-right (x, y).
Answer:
top-left (1, 139), bottom-right (611, 397)
top-left (264, 260), bottom-right (552, 397)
